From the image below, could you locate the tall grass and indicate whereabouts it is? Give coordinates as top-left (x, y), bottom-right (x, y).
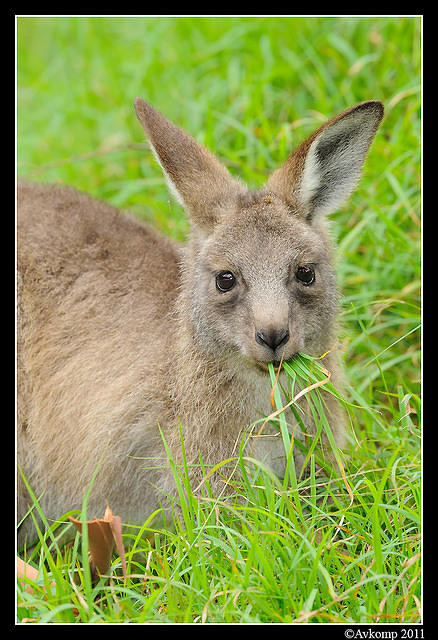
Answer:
top-left (16, 15), bottom-right (421, 623)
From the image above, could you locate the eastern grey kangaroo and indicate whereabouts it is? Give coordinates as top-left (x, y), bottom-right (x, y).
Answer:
top-left (17, 98), bottom-right (383, 544)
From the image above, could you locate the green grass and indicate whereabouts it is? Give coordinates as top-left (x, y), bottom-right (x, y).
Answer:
top-left (16, 16), bottom-right (421, 623)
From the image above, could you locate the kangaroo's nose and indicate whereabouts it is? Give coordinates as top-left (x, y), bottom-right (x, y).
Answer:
top-left (255, 327), bottom-right (290, 351)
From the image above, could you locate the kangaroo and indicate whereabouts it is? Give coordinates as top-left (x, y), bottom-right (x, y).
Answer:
top-left (17, 98), bottom-right (383, 544)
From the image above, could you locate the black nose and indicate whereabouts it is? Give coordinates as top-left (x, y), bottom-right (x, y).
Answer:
top-left (255, 328), bottom-right (290, 351)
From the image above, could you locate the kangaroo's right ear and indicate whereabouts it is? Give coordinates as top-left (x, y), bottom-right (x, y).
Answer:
top-left (134, 98), bottom-right (245, 231)
top-left (267, 100), bottom-right (384, 222)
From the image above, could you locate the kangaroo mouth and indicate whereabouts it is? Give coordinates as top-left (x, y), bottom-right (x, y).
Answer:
top-left (254, 354), bottom-right (298, 373)
top-left (254, 359), bottom-right (284, 373)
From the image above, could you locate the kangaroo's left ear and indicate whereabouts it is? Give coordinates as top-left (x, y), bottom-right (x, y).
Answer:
top-left (267, 101), bottom-right (384, 222)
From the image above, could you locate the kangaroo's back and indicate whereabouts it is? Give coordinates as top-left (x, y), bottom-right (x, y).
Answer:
top-left (18, 181), bottom-right (181, 350)
top-left (18, 181), bottom-right (180, 307)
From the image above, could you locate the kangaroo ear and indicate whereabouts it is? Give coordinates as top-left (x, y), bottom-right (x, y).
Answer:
top-left (267, 101), bottom-right (384, 222)
top-left (134, 98), bottom-right (244, 230)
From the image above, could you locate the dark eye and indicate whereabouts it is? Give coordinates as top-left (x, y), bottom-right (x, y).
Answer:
top-left (216, 271), bottom-right (236, 292)
top-left (296, 265), bottom-right (315, 285)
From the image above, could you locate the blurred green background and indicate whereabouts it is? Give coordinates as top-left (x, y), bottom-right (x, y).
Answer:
top-left (17, 15), bottom-right (421, 400)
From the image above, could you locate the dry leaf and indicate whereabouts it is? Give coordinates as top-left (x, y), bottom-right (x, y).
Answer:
top-left (69, 503), bottom-right (126, 582)
top-left (17, 503), bottom-right (125, 598)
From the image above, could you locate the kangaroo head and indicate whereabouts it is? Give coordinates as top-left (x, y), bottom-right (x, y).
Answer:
top-left (135, 98), bottom-right (383, 369)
